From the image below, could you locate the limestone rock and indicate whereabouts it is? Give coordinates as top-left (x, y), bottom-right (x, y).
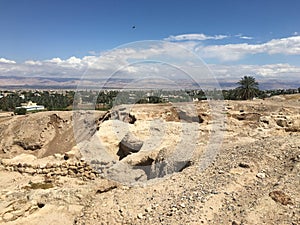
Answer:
top-left (118, 133), bottom-right (143, 160)
top-left (3, 212), bottom-right (14, 222)
top-left (256, 172), bottom-right (266, 179)
top-left (103, 162), bottom-right (147, 184)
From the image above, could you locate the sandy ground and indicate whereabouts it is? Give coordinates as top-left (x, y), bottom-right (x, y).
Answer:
top-left (0, 94), bottom-right (299, 224)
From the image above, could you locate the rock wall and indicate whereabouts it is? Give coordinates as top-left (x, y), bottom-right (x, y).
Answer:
top-left (0, 157), bottom-right (99, 181)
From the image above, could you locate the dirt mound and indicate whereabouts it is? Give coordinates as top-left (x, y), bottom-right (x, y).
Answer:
top-left (0, 111), bottom-right (76, 158)
top-left (0, 94), bottom-right (299, 224)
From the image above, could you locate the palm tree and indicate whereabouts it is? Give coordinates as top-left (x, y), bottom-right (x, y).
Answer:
top-left (236, 76), bottom-right (259, 100)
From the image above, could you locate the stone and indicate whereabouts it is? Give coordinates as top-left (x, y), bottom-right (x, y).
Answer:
top-left (137, 213), bottom-right (143, 219)
top-left (64, 149), bottom-right (80, 160)
top-left (13, 209), bottom-right (25, 217)
top-left (269, 190), bottom-right (293, 205)
top-left (276, 118), bottom-right (287, 127)
top-left (24, 167), bottom-right (36, 174)
top-left (180, 203), bottom-right (186, 208)
top-left (103, 162), bottom-right (147, 184)
top-left (28, 205), bottom-right (39, 214)
top-left (238, 162), bottom-right (250, 168)
top-left (17, 167), bottom-right (25, 173)
top-left (89, 172), bottom-right (96, 179)
top-left (256, 172), bottom-right (266, 179)
top-left (3, 212), bottom-right (14, 222)
top-left (118, 133), bottom-right (143, 160)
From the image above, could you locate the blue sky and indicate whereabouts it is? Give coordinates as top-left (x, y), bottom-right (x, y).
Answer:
top-left (0, 0), bottom-right (300, 84)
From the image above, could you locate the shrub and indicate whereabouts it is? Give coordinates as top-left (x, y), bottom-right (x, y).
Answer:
top-left (14, 107), bottom-right (27, 115)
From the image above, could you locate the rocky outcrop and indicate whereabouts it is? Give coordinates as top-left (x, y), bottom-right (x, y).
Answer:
top-left (118, 133), bottom-right (143, 160)
top-left (102, 162), bottom-right (147, 184)
top-left (1, 95), bottom-right (300, 225)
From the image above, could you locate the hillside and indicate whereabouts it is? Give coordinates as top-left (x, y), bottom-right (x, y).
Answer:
top-left (0, 94), bottom-right (299, 224)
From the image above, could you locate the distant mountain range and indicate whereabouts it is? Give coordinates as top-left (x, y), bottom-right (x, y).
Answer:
top-left (0, 76), bottom-right (299, 90)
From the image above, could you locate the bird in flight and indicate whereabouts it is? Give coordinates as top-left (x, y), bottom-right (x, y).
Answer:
top-left (132, 25), bottom-right (136, 29)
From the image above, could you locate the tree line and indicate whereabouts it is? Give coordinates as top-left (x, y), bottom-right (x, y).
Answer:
top-left (0, 91), bottom-right (74, 112)
top-left (0, 76), bottom-right (299, 113)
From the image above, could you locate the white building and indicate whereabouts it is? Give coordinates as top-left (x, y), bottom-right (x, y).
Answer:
top-left (16, 101), bottom-right (45, 111)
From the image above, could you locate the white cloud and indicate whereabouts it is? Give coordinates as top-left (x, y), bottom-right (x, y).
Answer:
top-left (66, 56), bottom-right (81, 65)
top-left (197, 43), bottom-right (264, 61)
top-left (266, 36), bottom-right (300, 54)
top-left (196, 36), bottom-right (300, 61)
top-left (0, 58), bottom-right (16, 64)
top-left (45, 58), bottom-right (63, 64)
top-left (239, 36), bottom-right (253, 40)
top-left (235, 34), bottom-right (253, 40)
top-left (24, 60), bottom-right (42, 65)
top-left (210, 63), bottom-right (300, 79)
top-left (165, 33), bottom-right (228, 41)
top-left (0, 38), bottom-right (300, 85)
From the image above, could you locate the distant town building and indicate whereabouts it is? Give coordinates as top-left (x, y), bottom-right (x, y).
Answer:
top-left (16, 101), bottom-right (45, 111)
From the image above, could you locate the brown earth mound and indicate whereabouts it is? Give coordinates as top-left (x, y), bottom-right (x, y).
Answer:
top-left (0, 94), bottom-right (299, 224)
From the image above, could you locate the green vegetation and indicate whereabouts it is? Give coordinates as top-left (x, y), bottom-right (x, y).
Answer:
top-left (0, 90), bottom-right (74, 112)
top-left (0, 79), bottom-right (299, 113)
top-left (14, 107), bottom-right (27, 115)
top-left (236, 76), bottom-right (259, 100)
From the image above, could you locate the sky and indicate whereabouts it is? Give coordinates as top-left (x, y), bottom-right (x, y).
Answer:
top-left (0, 0), bottom-right (300, 86)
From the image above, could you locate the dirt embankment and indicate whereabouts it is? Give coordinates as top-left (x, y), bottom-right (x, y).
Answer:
top-left (0, 94), bottom-right (299, 224)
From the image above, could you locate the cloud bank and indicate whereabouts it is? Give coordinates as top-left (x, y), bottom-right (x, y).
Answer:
top-left (0, 35), bottom-right (300, 87)
top-left (196, 36), bottom-right (300, 61)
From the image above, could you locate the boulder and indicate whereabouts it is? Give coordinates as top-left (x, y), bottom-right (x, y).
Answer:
top-left (148, 160), bottom-right (192, 179)
top-left (103, 162), bottom-right (147, 184)
top-left (118, 133), bottom-right (143, 160)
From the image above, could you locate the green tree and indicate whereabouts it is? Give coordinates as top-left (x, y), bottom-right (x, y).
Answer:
top-left (14, 107), bottom-right (27, 115)
top-left (236, 76), bottom-right (259, 100)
